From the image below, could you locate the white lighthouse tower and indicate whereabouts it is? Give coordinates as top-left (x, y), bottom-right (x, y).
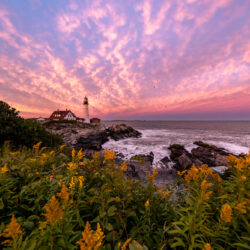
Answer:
top-left (83, 96), bottom-right (90, 123)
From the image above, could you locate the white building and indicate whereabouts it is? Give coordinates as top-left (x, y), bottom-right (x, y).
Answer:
top-left (49, 110), bottom-right (76, 121)
top-left (83, 96), bottom-right (90, 123)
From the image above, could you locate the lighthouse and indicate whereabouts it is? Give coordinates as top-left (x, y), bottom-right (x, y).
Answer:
top-left (83, 96), bottom-right (90, 123)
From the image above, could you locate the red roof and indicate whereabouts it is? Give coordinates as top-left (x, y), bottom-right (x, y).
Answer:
top-left (49, 110), bottom-right (76, 120)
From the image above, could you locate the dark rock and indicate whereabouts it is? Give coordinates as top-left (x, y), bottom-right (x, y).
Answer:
top-left (44, 122), bottom-right (141, 150)
top-left (117, 153), bottom-right (125, 158)
top-left (77, 132), bottom-right (109, 150)
top-left (160, 156), bottom-right (171, 167)
top-left (126, 153), bottom-right (153, 179)
top-left (168, 144), bottom-right (186, 161)
top-left (168, 144), bottom-right (193, 171)
top-left (106, 124), bottom-right (142, 141)
top-left (193, 141), bottom-right (228, 155)
top-left (177, 153), bottom-right (193, 170)
top-left (193, 158), bottom-right (203, 167)
top-left (191, 141), bottom-right (229, 167)
top-left (115, 153), bottom-right (125, 165)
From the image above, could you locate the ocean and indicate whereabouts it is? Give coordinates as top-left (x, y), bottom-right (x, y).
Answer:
top-left (103, 121), bottom-right (250, 168)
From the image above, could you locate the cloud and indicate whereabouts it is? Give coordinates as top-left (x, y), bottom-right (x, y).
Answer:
top-left (0, 0), bottom-right (249, 119)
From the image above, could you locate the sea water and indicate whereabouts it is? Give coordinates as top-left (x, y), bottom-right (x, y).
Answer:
top-left (103, 121), bottom-right (250, 168)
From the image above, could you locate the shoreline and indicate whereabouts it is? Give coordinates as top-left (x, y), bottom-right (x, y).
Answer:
top-left (42, 120), bottom-right (249, 182)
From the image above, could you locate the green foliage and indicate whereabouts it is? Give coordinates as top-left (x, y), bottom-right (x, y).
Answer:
top-left (0, 144), bottom-right (249, 249)
top-left (0, 100), bottom-right (63, 148)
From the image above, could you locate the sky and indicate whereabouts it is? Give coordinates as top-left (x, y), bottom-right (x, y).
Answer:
top-left (0, 0), bottom-right (249, 120)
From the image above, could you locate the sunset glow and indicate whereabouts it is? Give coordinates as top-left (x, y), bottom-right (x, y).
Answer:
top-left (0, 0), bottom-right (249, 119)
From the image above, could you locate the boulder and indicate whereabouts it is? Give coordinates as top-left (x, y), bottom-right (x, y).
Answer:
top-left (77, 132), bottom-right (109, 150)
top-left (168, 144), bottom-right (193, 171)
top-left (160, 156), bottom-right (171, 167)
top-left (126, 152), bottom-right (153, 179)
top-left (177, 153), bottom-right (193, 170)
top-left (168, 144), bottom-right (187, 161)
top-left (191, 141), bottom-right (229, 167)
top-left (106, 124), bottom-right (142, 141)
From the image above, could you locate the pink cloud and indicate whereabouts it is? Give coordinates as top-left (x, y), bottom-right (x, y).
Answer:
top-left (0, 0), bottom-right (249, 119)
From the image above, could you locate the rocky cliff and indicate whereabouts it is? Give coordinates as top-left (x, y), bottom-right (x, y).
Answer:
top-left (43, 121), bottom-right (141, 150)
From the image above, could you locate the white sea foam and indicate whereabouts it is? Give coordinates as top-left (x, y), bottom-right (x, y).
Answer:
top-left (103, 128), bottom-right (250, 168)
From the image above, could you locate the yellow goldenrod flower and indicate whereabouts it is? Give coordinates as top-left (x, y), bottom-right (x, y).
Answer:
top-left (200, 180), bottom-right (213, 201)
top-left (40, 146), bottom-right (47, 152)
top-left (77, 149), bottom-right (84, 160)
top-left (69, 177), bottom-right (77, 190)
top-left (93, 152), bottom-right (100, 159)
top-left (78, 176), bottom-right (85, 188)
top-left (121, 238), bottom-right (132, 250)
top-left (202, 243), bottom-right (211, 250)
top-left (72, 148), bottom-right (76, 159)
top-left (60, 144), bottom-right (66, 150)
top-left (211, 172), bottom-right (222, 182)
top-left (77, 221), bottom-right (104, 250)
top-left (240, 175), bottom-right (247, 181)
top-left (220, 203), bottom-right (232, 223)
top-left (227, 154), bottom-right (238, 164)
top-left (203, 191), bottom-right (213, 201)
top-left (0, 164), bottom-right (8, 174)
top-left (42, 196), bottom-right (64, 225)
top-left (104, 148), bottom-right (116, 161)
top-left (147, 168), bottom-right (158, 183)
top-left (121, 161), bottom-right (127, 171)
top-left (179, 163), bottom-right (223, 184)
top-left (200, 164), bottom-right (212, 177)
top-left (152, 168), bottom-right (158, 177)
top-left (201, 179), bottom-right (212, 191)
top-left (145, 199), bottom-right (150, 208)
top-left (57, 183), bottom-right (69, 204)
top-left (33, 141), bottom-right (42, 150)
top-left (177, 170), bottom-right (186, 176)
top-left (234, 201), bottom-right (247, 214)
top-left (0, 214), bottom-right (23, 245)
top-left (67, 162), bottom-right (77, 171)
top-left (49, 150), bottom-right (55, 156)
top-left (184, 164), bottom-right (200, 183)
top-left (157, 187), bottom-right (172, 199)
top-left (245, 198), bottom-right (250, 204)
top-left (235, 160), bottom-right (245, 171)
top-left (246, 152), bottom-right (250, 164)
top-left (94, 223), bottom-right (105, 249)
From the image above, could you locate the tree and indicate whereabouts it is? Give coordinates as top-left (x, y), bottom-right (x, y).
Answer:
top-left (0, 100), bottom-right (63, 148)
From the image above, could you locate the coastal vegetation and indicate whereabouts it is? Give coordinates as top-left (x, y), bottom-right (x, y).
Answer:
top-left (0, 101), bottom-right (63, 148)
top-left (0, 143), bottom-right (249, 249)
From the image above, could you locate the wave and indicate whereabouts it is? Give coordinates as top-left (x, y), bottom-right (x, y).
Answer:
top-left (103, 129), bottom-right (250, 167)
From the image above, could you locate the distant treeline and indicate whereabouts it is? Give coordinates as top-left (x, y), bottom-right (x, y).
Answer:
top-left (0, 100), bottom-right (63, 148)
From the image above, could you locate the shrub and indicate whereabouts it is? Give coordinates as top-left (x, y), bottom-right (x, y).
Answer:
top-left (0, 144), bottom-right (249, 249)
top-left (0, 101), bottom-right (63, 148)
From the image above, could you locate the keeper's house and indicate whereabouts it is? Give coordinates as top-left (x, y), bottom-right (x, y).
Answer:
top-left (49, 110), bottom-right (77, 121)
